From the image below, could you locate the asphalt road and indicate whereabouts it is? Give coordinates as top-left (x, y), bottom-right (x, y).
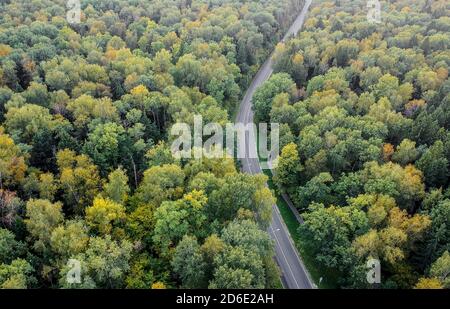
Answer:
top-left (235, 0), bottom-right (314, 289)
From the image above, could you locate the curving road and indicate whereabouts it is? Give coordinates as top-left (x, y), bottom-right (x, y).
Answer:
top-left (236, 0), bottom-right (314, 289)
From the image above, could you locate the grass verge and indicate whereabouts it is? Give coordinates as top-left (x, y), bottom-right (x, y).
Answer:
top-left (263, 169), bottom-right (340, 289)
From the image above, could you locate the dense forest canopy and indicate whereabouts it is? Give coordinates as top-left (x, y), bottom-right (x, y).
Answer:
top-left (0, 0), bottom-right (308, 288)
top-left (262, 0), bottom-right (450, 288)
top-left (1, 0), bottom-right (449, 290)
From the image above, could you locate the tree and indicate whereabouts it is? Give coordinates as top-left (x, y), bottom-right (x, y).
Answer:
top-left (25, 199), bottom-right (63, 253)
top-left (57, 149), bottom-right (101, 214)
top-left (221, 220), bottom-right (272, 257)
top-left (252, 73), bottom-right (295, 123)
top-left (4, 104), bottom-right (55, 145)
top-left (125, 254), bottom-right (155, 289)
top-left (383, 143), bottom-right (395, 162)
top-left (0, 259), bottom-right (35, 289)
top-left (50, 220), bottom-right (89, 260)
top-left (137, 164), bottom-right (184, 206)
top-left (417, 141), bottom-right (449, 188)
top-left (153, 191), bottom-right (207, 254)
top-left (208, 265), bottom-right (253, 289)
top-left (335, 39), bottom-right (359, 67)
top-left (59, 235), bottom-right (132, 288)
top-left (414, 277), bottom-right (443, 289)
top-left (360, 162), bottom-right (425, 208)
top-left (126, 204), bottom-right (155, 246)
top-left (351, 194), bottom-right (396, 228)
top-left (66, 95), bottom-right (118, 129)
top-left (273, 143), bottom-right (302, 191)
top-left (210, 245), bottom-right (265, 289)
top-left (146, 141), bottom-right (175, 167)
top-left (208, 174), bottom-right (257, 222)
top-left (104, 168), bottom-right (130, 204)
top-left (410, 112), bottom-right (441, 146)
top-left (372, 74), bottom-right (412, 111)
top-left (423, 200), bottom-right (450, 266)
top-left (392, 139), bottom-right (419, 166)
top-left (0, 129), bottom-right (27, 188)
top-left (38, 173), bottom-right (58, 201)
top-left (252, 187), bottom-right (275, 228)
top-left (0, 228), bottom-right (25, 264)
top-left (171, 235), bottom-right (206, 288)
top-left (0, 190), bottom-right (23, 230)
top-left (300, 202), bottom-right (369, 270)
top-left (152, 282), bottom-right (166, 289)
top-left (22, 82), bottom-right (50, 108)
top-left (295, 173), bottom-right (334, 210)
top-left (332, 172), bottom-right (364, 205)
top-left (360, 67), bottom-right (383, 91)
top-left (83, 122), bottom-right (130, 175)
top-left (85, 197), bottom-right (126, 236)
top-left (352, 204), bottom-right (430, 270)
top-left (188, 172), bottom-right (222, 196)
top-left (201, 234), bottom-right (225, 279)
top-left (429, 251), bottom-right (450, 288)
top-left (270, 93), bottom-right (298, 126)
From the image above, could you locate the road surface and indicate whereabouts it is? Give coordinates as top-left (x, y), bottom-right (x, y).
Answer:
top-left (236, 0), bottom-right (314, 289)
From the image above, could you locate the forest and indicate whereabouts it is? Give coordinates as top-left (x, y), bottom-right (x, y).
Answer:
top-left (0, 0), bottom-right (308, 288)
top-left (261, 0), bottom-right (450, 288)
top-left (1, 0), bottom-right (449, 290)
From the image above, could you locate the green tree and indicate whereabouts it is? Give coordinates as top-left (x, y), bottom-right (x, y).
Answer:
top-left (273, 143), bottom-right (302, 191)
top-left (22, 82), bottom-right (50, 108)
top-left (392, 139), bottom-right (419, 166)
top-left (0, 259), bottom-right (35, 289)
top-left (429, 251), bottom-right (450, 288)
top-left (417, 141), bottom-right (449, 188)
top-left (25, 199), bottom-right (63, 253)
top-left (252, 73), bottom-right (295, 123)
top-left (208, 174), bottom-right (257, 222)
top-left (50, 220), bottom-right (89, 260)
top-left (360, 162), bottom-right (425, 208)
top-left (153, 191), bottom-right (207, 254)
top-left (423, 199), bottom-right (450, 265)
top-left (201, 234), bottom-right (225, 280)
top-left (103, 167), bottom-right (130, 204)
top-left (59, 236), bottom-right (132, 288)
top-left (57, 149), bottom-right (101, 214)
top-left (0, 228), bottom-right (26, 264)
top-left (300, 202), bottom-right (369, 270)
top-left (82, 122), bottom-right (129, 175)
top-left (146, 141), bottom-right (175, 168)
top-left (137, 164), bottom-right (184, 206)
top-left (172, 235), bottom-right (207, 288)
top-left (0, 129), bottom-right (27, 188)
top-left (335, 39), bottom-right (359, 67)
top-left (38, 173), bottom-right (58, 202)
top-left (221, 219), bottom-right (272, 257)
top-left (295, 173), bottom-right (334, 210)
top-left (210, 245), bottom-right (265, 289)
top-left (125, 254), bottom-right (155, 289)
top-left (4, 104), bottom-right (55, 145)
